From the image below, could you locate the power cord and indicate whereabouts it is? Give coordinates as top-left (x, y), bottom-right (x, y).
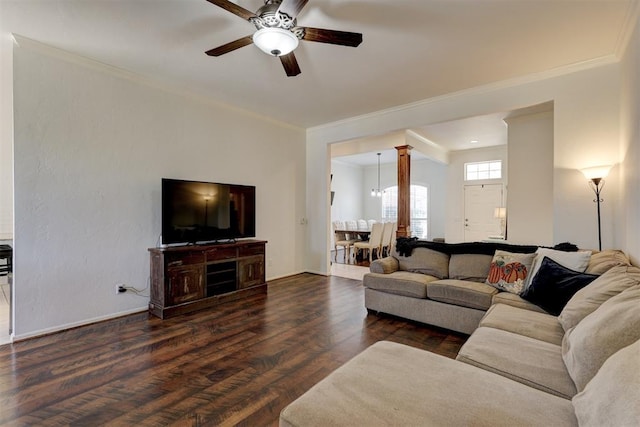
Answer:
top-left (119, 277), bottom-right (150, 298)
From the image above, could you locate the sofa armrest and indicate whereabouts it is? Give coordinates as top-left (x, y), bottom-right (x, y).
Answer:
top-left (370, 257), bottom-right (399, 274)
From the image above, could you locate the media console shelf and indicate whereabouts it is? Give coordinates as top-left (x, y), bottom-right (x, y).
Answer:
top-left (148, 240), bottom-right (267, 319)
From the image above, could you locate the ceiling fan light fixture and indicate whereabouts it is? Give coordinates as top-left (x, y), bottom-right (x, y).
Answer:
top-left (253, 27), bottom-right (299, 57)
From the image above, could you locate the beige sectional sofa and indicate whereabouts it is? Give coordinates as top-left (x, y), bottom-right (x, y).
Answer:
top-left (280, 243), bottom-right (640, 426)
top-left (363, 241), bottom-right (551, 334)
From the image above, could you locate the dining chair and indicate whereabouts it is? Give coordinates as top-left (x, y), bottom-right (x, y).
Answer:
top-left (345, 220), bottom-right (358, 231)
top-left (333, 221), bottom-right (355, 261)
top-left (389, 222), bottom-right (397, 254)
top-left (354, 222), bottom-right (384, 263)
top-left (367, 219), bottom-right (377, 230)
top-left (357, 219), bottom-right (368, 230)
top-left (380, 222), bottom-right (394, 257)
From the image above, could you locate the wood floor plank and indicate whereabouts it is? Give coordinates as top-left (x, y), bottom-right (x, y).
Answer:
top-left (0, 273), bottom-right (467, 425)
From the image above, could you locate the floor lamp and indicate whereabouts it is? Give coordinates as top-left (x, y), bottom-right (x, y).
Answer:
top-left (581, 165), bottom-right (612, 251)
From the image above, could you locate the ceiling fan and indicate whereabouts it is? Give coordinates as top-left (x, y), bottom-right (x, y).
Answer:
top-left (205, 0), bottom-right (363, 77)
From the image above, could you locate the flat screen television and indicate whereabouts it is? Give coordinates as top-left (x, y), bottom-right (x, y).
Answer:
top-left (161, 178), bottom-right (256, 245)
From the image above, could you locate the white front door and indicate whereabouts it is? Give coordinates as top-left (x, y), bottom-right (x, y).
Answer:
top-left (464, 184), bottom-right (504, 242)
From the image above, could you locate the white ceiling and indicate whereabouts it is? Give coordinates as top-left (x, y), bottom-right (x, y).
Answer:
top-left (2, 0), bottom-right (635, 130)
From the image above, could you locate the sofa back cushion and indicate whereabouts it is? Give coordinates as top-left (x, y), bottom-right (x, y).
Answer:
top-left (572, 339), bottom-right (640, 426)
top-left (585, 249), bottom-right (631, 275)
top-left (562, 284), bottom-right (640, 392)
top-left (449, 254), bottom-right (493, 283)
top-left (558, 265), bottom-right (640, 332)
top-left (396, 248), bottom-right (450, 279)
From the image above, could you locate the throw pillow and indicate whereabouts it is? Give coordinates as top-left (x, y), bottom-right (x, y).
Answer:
top-left (572, 339), bottom-right (640, 426)
top-left (521, 257), bottom-right (599, 315)
top-left (485, 250), bottom-right (535, 295)
top-left (562, 284), bottom-right (640, 392)
top-left (525, 248), bottom-right (591, 292)
top-left (558, 265), bottom-right (640, 332)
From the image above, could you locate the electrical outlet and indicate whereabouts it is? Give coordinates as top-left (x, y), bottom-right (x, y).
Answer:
top-left (116, 284), bottom-right (127, 294)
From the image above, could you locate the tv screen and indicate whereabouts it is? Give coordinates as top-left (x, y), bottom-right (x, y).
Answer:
top-left (162, 178), bottom-right (256, 245)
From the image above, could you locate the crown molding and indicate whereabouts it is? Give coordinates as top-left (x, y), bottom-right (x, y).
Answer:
top-left (11, 34), bottom-right (303, 132)
top-left (614, 0), bottom-right (640, 59)
top-left (308, 54), bottom-right (619, 138)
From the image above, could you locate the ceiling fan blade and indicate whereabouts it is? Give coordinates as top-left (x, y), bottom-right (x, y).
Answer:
top-left (206, 0), bottom-right (257, 21)
top-left (205, 35), bottom-right (254, 56)
top-left (277, 0), bottom-right (309, 20)
top-left (298, 27), bottom-right (363, 47)
top-left (280, 52), bottom-right (301, 77)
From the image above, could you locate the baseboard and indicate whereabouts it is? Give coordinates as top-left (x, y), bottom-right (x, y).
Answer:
top-left (266, 270), bottom-right (328, 281)
top-left (13, 272), bottom-right (331, 342)
top-left (12, 306), bottom-right (148, 342)
top-left (302, 270), bottom-right (330, 277)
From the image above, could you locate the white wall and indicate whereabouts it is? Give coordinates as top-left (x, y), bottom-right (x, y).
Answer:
top-left (619, 12), bottom-right (640, 264)
top-left (362, 161), bottom-right (395, 223)
top-left (506, 111), bottom-right (554, 245)
top-left (12, 40), bottom-right (306, 339)
top-left (445, 146), bottom-right (508, 243)
top-left (0, 34), bottom-right (13, 240)
top-left (308, 61), bottom-right (623, 274)
top-left (330, 160), bottom-right (364, 223)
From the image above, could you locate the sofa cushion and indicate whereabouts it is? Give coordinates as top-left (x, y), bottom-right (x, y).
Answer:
top-left (562, 284), bottom-right (640, 392)
top-left (492, 291), bottom-right (548, 313)
top-left (485, 250), bottom-right (536, 295)
top-left (526, 248), bottom-right (591, 290)
top-left (280, 341), bottom-right (577, 427)
top-left (572, 339), bottom-right (640, 426)
top-left (521, 257), bottom-right (599, 316)
top-left (449, 253), bottom-right (493, 282)
top-left (480, 304), bottom-right (564, 345)
top-left (457, 327), bottom-right (577, 398)
top-left (427, 279), bottom-right (497, 310)
top-left (558, 265), bottom-right (640, 332)
top-left (369, 256), bottom-right (399, 274)
top-left (363, 271), bottom-right (436, 298)
top-left (585, 249), bottom-right (631, 275)
top-left (396, 247), bottom-right (450, 279)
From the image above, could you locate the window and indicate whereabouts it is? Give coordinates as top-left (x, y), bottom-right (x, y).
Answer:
top-left (465, 160), bottom-right (502, 181)
top-left (381, 185), bottom-right (428, 239)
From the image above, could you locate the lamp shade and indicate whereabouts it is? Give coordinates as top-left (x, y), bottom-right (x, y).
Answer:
top-left (494, 207), bottom-right (507, 219)
top-left (581, 165), bottom-right (612, 181)
top-left (253, 28), bottom-right (299, 57)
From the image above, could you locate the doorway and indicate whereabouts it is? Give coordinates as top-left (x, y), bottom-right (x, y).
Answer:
top-left (464, 184), bottom-right (504, 242)
top-left (0, 243), bottom-right (11, 344)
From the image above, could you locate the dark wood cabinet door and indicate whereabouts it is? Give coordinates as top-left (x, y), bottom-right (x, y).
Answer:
top-left (238, 256), bottom-right (264, 289)
top-left (167, 266), bottom-right (204, 305)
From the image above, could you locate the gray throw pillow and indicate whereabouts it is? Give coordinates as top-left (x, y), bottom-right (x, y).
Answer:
top-left (562, 284), bottom-right (640, 392)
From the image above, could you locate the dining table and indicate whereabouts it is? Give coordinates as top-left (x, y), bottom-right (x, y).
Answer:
top-left (335, 229), bottom-right (371, 242)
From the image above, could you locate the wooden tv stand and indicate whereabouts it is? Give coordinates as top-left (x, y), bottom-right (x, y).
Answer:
top-left (148, 240), bottom-right (267, 319)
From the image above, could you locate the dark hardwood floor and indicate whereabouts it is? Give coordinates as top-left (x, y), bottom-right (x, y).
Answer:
top-left (0, 273), bottom-right (467, 426)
